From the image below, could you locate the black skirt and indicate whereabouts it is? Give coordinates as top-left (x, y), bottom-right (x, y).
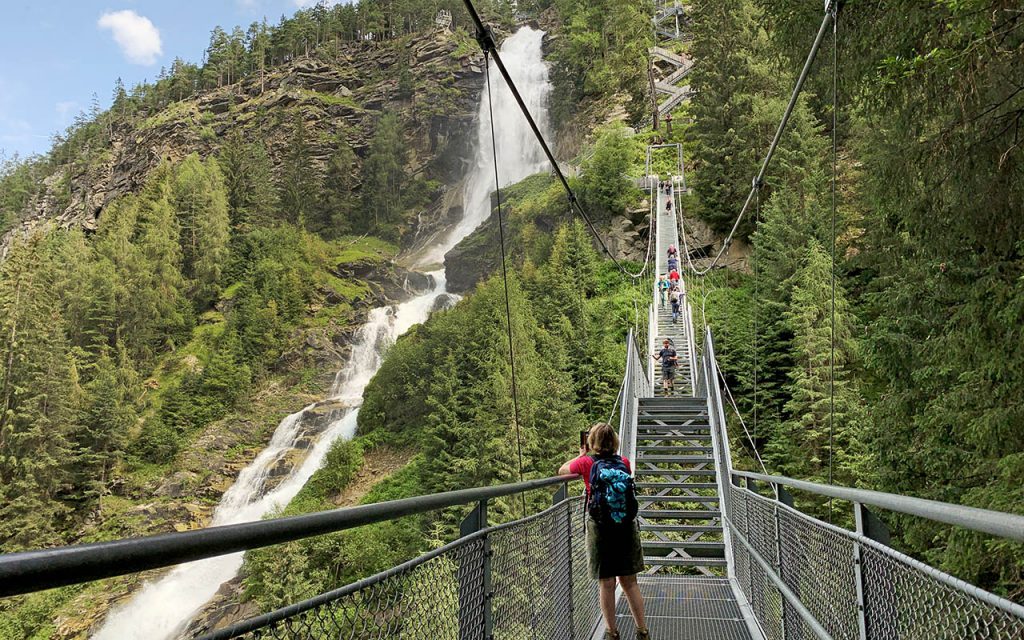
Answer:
top-left (586, 518), bottom-right (645, 579)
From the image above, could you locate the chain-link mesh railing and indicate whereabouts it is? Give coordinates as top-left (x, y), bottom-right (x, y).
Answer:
top-left (727, 485), bottom-right (1024, 640)
top-left (702, 328), bottom-right (1024, 640)
top-left (198, 496), bottom-right (599, 640)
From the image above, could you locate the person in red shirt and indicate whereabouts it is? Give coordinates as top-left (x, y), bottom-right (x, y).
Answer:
top-left (668, 269), bottom-right (680, 284)
top-left (559, 423), bottom-right (649, 640)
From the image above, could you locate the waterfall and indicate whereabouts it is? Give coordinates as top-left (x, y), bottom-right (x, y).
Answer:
top-left (91, 26), bottom-right (552, 640)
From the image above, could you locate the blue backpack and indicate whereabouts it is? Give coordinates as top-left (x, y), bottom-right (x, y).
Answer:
top-left (587, 455), bottom-right (638, 526)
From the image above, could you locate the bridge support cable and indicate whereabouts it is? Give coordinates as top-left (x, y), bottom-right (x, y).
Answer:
top-left (461, 0), bottom-right (634, 278)
top-left (482, 52), bottom-right (527, 503)
top-left (686, 2), bottom-right (840, 276)
top-left (827, 0), bottom-right (840, 523)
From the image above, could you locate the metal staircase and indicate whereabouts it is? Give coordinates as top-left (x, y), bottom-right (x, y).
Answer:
top-left (636, 178), bottom-right (726, 576)
top-left (650, 3), bottom-right (695, 117)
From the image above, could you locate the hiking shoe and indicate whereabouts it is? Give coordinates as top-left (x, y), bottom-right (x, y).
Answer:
top-left (636, 629), bottom-right (651, 640)
top-left (602, 632), bottom-right (620, 640)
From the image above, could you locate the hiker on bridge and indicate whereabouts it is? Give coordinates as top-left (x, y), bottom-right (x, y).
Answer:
top-left (667, 286), bottom-right (684, 321)
top-left (653, 338), bottom-right (678, 394)
top-left (667, 244), bottom-right (678, 258)
top-left (667, 254), bottom-right (679, 273)
top-left (558, 423), bottom-right (650, 640)
top-left (657, 275), bottom-right (669, 307)
top-left (668, 268), bottom-right (680, 286)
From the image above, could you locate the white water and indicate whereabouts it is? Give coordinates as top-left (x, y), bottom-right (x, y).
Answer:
top-left (92, 26), bottom-right (552, 640)
top-left (418, 26), bottom-right (552, 266)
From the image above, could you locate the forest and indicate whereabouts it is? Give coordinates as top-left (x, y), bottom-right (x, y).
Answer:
top-left (0, 0), bottom-right (1021, 636)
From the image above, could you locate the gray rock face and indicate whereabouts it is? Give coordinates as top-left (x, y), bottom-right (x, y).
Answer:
top-left (1, 29), bottom-right (487, 259)
top-left (605, 214), bottom-right (650, 262)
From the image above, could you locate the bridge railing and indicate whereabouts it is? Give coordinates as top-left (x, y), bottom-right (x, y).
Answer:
top-left (699, 328), bottom-right (1024, 640)
top-left (617, 328), bottom-right (650, 463)
top-left (0, 475), bottom-right (599, 640)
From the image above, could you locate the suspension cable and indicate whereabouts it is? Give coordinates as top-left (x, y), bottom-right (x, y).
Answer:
top-left (483, 53), bottom-right (527, 507)
top-left (828, 1), bottom-right (839, 523)
top-left (686, 2), bottom-right (838, 276)
top-left (484, 51), bottom-right (540, 640)
top-left (461, 0), bottom-right (630, 276)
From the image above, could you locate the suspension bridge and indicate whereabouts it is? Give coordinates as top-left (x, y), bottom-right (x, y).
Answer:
top-left (1, 1), bottom-right (1023, 639)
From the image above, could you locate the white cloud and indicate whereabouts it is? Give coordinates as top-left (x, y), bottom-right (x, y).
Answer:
top-left (97, 10), bottom-right (163, 66)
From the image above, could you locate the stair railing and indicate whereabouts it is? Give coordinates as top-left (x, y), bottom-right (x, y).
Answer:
top-left (617, 328), bottom-right (649, 464)
top-left (699, 327), bottom-right (1024, 640)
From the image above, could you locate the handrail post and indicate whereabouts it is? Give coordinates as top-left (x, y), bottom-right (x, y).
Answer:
top-left (853, 502), bottom-right (890, 640)
top-left (853, 502), bottom-right (870, 640)
top-left (459, 499), bottom-right (491, 639)
top-left (773, 482), bottom-right (793, 639)
top-left (552, 483), bottom-right (574, 640)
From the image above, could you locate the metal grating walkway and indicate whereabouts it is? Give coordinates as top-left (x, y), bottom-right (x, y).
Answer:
top-left (608, 576), bottom-right (756, 640)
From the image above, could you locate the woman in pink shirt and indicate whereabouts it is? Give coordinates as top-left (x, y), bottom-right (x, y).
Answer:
top-left (559, 423), bottom-right (649, 640)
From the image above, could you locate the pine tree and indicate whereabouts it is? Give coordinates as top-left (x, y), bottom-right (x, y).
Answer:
top-left (73, 343), bottom-right (140, 511)
top-left (766, 241), bottom-right (864, 493)
top-left (219, 131), bottom-right (278, 228)
top-left (0, 235), bottom-right (78, 550)
top-left (171, 154), bottom-right (231, 308)
top-left (359, 112), bottom-right (407, 234)
top-left (314, 140), bottom-right (358, 236)
top-left (278, 114), bottom-right (322, 227)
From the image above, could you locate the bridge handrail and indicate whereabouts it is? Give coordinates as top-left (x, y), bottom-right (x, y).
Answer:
top-left (0, 474), bottom-right (579, 598)
top-left (702, 326), bottom-right (1024, 638)
top-left (730, 469), bottom-right (1024, 543)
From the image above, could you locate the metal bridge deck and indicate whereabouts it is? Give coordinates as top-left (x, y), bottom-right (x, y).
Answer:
top-left (592, 576), bottom-right (760, 640)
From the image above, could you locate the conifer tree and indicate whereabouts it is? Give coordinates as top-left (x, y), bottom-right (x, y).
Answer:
top-left (278, 114), bottom-right (322, 228)
top-left (73, 343), bottom-right (140, 511)
top-left (766, 241), bottom-right (864, 490)
top-left (219, 132), bottom-right (278, 228)
top-left (0, 236), bottom-right (77, 550)
top-left (171, 154), bottom-right (231, 307)
top-left (359, 112), bottom-right (406, 234)
top-left (315, 140), bottom-right (358, 236)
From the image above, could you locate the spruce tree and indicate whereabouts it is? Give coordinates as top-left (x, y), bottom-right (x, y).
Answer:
top-left (359, 112), bottom-right (407, 234)
top-left (314, 140), bottom-right (358, 236)
top-left (278, 113), bottom-right (322, 228)
top-left (0, 236), bottom-right (77, 550)
top-left (766, 241), bottom-right (863, 493)
top-left (219, 131), bottom-right (278, 228)
top-left (171, 154), bottom-right (231, 308)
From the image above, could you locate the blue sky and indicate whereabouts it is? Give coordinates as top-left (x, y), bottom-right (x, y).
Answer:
top-left (0, 1), bottom-right (353, 159)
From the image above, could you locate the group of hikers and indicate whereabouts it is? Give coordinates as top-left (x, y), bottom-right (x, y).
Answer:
top-left (657, 244), bottom-right (684, 325)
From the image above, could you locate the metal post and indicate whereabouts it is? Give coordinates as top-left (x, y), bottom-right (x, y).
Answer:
top-left (459, 500), bottom-right (491, 640)
top-left (773, 483), bottom-right (792, 639)
top-left (853, 502), bottom-right (869, 640)
top-left (553, 482), bottom-right (575, 640)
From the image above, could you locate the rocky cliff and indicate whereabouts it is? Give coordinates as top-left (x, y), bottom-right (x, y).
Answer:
top-left (1, 27), bottom-right (487, 258)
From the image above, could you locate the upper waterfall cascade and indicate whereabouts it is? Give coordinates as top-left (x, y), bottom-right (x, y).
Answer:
top-left (91, 26), bottom-right (552, 640)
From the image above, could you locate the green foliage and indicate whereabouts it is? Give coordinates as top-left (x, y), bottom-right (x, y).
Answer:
top-left (576, 126), bottom-right (642, 223)
top-left (171, 154), bottom-right (231, 308)
top-left (549, 0), bottom-right (653, 125)
top-left (0, 234), bottom-right (78, 550)
top-left (359, 112), bottom-right (411, 237)
top-left (218, 131), bottom-right (279, 229)
top-left (278, 114), bottom-right (322, 228)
